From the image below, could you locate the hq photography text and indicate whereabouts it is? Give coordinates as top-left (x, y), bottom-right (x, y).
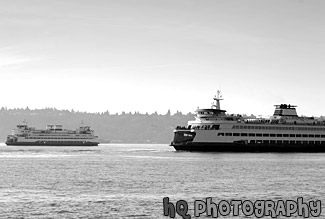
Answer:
top-left (163, 197), bottom-right (321, 218)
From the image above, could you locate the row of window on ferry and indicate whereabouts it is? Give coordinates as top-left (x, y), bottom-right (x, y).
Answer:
top-left (234, 125), bottom-right (325, 131)
top-left (218, 133), bottom-right (325, 138)
top-left (250, 140), bottom-right (325, 144)
top-left (176, 125), bottom-right (219, 130)
top-left (26, 137), bottom-right (92, 139)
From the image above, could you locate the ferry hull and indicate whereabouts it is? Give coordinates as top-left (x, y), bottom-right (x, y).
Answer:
top-left (6, 141), bottom-right (99, 146)
top-left (171, 142), bottom-right (325, 152)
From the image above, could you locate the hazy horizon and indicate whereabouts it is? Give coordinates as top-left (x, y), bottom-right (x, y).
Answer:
top-left (1, 0), bottom-right (325, 116)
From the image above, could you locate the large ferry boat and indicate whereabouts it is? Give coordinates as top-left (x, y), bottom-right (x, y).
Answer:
top-left (6, 122), bottom-right (99, 146)
top-left (171, 91), bottom-right (325, 152)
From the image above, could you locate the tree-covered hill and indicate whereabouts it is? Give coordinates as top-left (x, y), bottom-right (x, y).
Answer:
top-left (0, 108), bottom-right (195, 143)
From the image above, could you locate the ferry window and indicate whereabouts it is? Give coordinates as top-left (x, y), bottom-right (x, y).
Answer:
top-left (263, 133), bottom-right (269, 137)
top-left (249, 133), bottom-right (255, 137)
top-left (296, 134), bottom-right (302, 137)
top-left (321, 135), bottom-right (325, 138)
top-left (233, 133), bottom-right (240, 136)
top-left (308, 141), bottom-right (314, 144)
top-left (303, 141), bottom-right (308, 144)
top-left (256, 140), bottom-right (262, 143)
top-left (270, 140), bottom-right (276, 144)
top-left (309, 134), bottom-right (314, 138)
top-left (277, 140), bottom-right (282, 144)
top-left (270, 134), bottom-right (276, 137)
top-left (225, 133), bottom-right (232, 136)
top-left (283, 140), bottom-right (289, 144)
top-left (296, 141), bottom-right (301, 144)
top-left (302, 134), bottom-right (308, 138)
top-left (283, 134), bottom-right (289, 137)
top-left (250, 140), bottom-right (255, 143)
top-left (290, 134), bottom-right (295, 137)
top-left (322, 141), bottom-right (325, 144)
top-left (241, 133), bottom-right (248, 136)
top-left (256, 133), bottom-right (262, 137)
top-left (315, 141), bottom-right (321, 144)
top-left (315, 135), bottom-right (320, 138)
top-left (217, 133), bottom-right (224, 136)
top-left (290, 141), bottom-right (295, 144)
top-left (263, 140), bottom-right (269, 144)
top-left (276, 134), bottom-right (282, 137)
top-left (212, 125), bottom-right (220, 130)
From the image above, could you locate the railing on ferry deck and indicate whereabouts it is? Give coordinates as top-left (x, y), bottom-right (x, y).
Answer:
top-left (244, 119), bottom-right (325, 126)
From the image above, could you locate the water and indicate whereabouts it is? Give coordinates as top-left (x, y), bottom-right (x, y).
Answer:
top-left (0, 143), bottom-right (324, 218)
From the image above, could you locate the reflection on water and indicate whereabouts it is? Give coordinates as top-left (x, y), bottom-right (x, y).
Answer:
top-left (0, 144), bottom-right (324, 218)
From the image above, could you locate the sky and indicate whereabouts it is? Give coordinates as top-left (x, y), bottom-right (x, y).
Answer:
top-left (1, 0), bottom-right (325, 116)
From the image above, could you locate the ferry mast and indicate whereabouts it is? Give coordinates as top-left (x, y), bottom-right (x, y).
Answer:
top-left (212, 90), bottom-right (223, 110)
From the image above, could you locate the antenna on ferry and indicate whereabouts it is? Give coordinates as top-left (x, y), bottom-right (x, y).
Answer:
top-left (213, 90), bottom-right (223, 110)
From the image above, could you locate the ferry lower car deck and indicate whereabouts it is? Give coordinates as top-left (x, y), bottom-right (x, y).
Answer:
top-left (172, 141), bottom-right (325, 152)
top-left (6, 135), bottom-right (99, 146)
top-left (6, 140), bottom-right (99, 146)
top-left (171, 124), bottom-right (325, 152)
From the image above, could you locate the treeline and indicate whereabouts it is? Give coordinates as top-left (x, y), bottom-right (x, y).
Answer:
top-left (0, 107), bottom-right (195, 143)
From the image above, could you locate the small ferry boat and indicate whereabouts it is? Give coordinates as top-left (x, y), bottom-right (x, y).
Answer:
top-left (171, 91), bottom-right (325, 152)
top-left (6, 122), bottom-right (99, 146)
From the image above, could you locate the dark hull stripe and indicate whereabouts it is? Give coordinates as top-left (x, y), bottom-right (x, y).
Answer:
top-left (171, 142), bottom-right (325, 152)
top-left (6, 141), bottom-right (99, 146)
